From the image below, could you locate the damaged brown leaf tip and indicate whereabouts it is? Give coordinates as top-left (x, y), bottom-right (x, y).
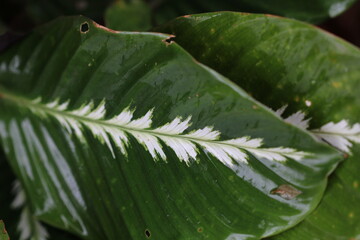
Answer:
top-left (271, 185), bottom-right (302, 200)
top-left (162, 35), bottom-right (176, 46)
top-left (0, 220), bottom-right (9, 240)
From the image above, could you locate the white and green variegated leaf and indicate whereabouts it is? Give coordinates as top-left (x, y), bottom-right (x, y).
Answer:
top-left (276, 106), bottom-right (360, 154)
top-left (0, 16), bottom-right (341, 240)
top-left (11, 181), bottom-right (49, 240)
top-left (157, 12), bottom-right (360, 240)
top-left (0, 150), bottom-right (80, 240)
top-left (6, 94), bottom-right (308, 169)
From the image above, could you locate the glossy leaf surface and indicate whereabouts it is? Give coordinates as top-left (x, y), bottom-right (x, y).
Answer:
top-left (153, 0), bottom-right (358, 24)
top-left (158, 12), bottom-right (360, 239)
top-left (0, 16), bottom-right (341, 240)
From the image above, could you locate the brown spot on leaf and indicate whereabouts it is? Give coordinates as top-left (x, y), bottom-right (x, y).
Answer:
top-left (271, 184), bottom-right (302, 200)
top-left (332, 81), bottom-right (342, 88)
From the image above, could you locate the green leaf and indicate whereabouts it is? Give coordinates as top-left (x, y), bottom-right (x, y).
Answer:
top-left (0, 150), bottom-right (81, 240)
top-left (0, 220), bottom-right (9, 240)
top-left (153, 0), bottom-right (358, 24)
top-left (0, 16), bottom-right (341, 239)
top-left (105, 0), bottom-right (152, 31)
top-left (268, 151), bottom-right (360, 239)
top-left (157, 12), bottom-right (360, 239)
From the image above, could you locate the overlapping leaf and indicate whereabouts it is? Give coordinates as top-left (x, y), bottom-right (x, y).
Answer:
top-left (0, 16), bottom-right (341, 239)
top-left (158, 12), bottom-right (360, 239)
top-left (152, 0), bottom-right (357, 24)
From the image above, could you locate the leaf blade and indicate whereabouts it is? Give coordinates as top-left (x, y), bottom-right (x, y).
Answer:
top-left (158, 12), bottom-right (360, 239)
top-left (0, 16), bottom-right (342, 239)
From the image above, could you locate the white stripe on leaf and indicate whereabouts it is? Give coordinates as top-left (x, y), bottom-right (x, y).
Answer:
top-left (11, 180), bottom-right (49, 240)
top-left (275, 104), bottom-right (288, 116)
top-left (275, 105), bottom-right (360, 154)
top-left (185, 127), bottom-right (220, 140)
top-left (312, 120), bottom-right (360, 153)
top-left (27, 98), bottom-right (308, 167)
top-left (284, 111), bottom-right (310, 130)
top-left (275, 105), bottom-right (310, 130)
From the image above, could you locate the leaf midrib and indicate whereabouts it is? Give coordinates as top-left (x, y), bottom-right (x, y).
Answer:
top-left (311, 129), bottom-right (360, 137)
top-left (0, 88), bottom-right (267, 151)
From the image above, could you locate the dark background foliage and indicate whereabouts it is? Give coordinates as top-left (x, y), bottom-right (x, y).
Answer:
top-left (0, 0), bottom-right (359, 47)
top-left (320, 0), bottom-right (360, 47)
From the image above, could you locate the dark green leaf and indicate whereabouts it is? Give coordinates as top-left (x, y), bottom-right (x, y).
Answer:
top-left (158, 12), bottom-right (360, 239)
top-left (153, 0), bottom-right (358, 24)
top-left (268, 150), bottom-right (360, 239)
top-left (0, 149), bottom-right (80, 240)
top-left (105, 0), bottom-right (152, 31)
top-left (0, 16), bottom-right (341, 239)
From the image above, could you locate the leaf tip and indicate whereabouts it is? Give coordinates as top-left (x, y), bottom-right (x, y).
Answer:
top-left (162, 35), bottom-right (176, 46)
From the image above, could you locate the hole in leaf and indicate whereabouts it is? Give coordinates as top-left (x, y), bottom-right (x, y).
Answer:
top-left (80, 22), bottom-right (89, 33)
top-left (162, 35), bottom-right (176, 46)
top-left (145, 229), bottom-right (151, 238)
